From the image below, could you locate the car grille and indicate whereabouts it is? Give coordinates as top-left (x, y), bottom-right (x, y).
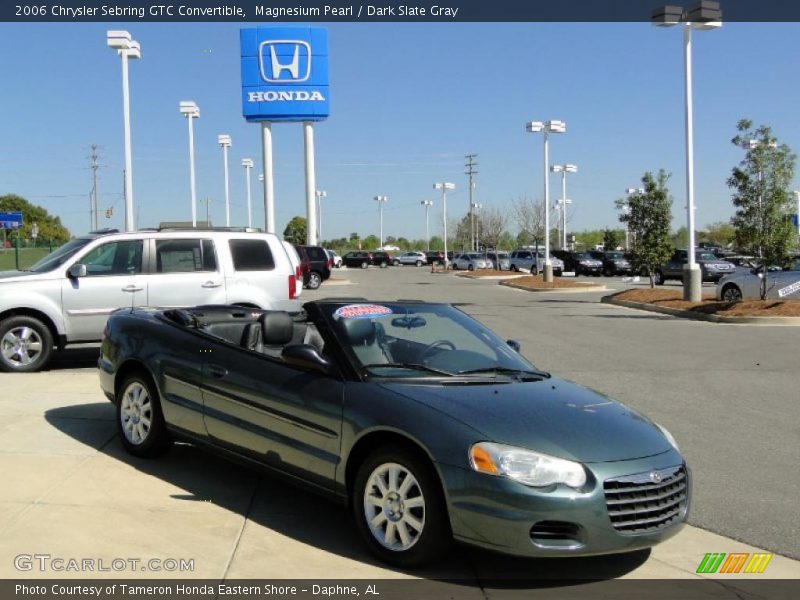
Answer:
top-left (604, 465), bottom-right (687, 534)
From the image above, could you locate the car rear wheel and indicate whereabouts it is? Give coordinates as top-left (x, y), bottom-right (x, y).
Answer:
top-left (307, 271), bottom-right (322, 290)
top-left (393, 260), bottom-right (401, 266)
top-left (510, 264), bottom-right (518, 272)
top-left (654, 270), bottom-right (665, 285)
top-left (117, 374), bottom-right (171, 458)
top-left (360, 261), bottom-right (368, 269)
top-left (353, 446), bottom-right (450, 567)
top-left (0, 315), bottom-right (54, 373)
top-left (468, 264), bottom-right (474, 271)
top-left (415, 260), bottom-right (423, 267)
top-left (722, 284), bottom-right (743, 302)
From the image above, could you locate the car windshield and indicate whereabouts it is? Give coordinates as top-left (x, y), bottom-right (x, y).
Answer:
top-left (321, 302), bottom-right (544, 380)
top-left (606, 252), bottom-right (624, 259)
top-left (467, 253), bottom-right (483, 260)
top-left (575, 253), bottom-right (592, 259)
top-left (497, 252), bottom-right (509, 258)
top-left (698, 252), bottom-right (717, 261)
top-left (25, 238), bottom-right (94, 273)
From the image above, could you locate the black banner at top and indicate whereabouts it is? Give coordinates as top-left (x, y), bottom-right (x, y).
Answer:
top-left (3, 0), bottom-right (800, 23)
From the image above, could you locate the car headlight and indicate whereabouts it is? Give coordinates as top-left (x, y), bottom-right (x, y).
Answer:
top-left (656, 424), bottom-right (679, 451)
top-left (469, 442), bottom-right (586, 488)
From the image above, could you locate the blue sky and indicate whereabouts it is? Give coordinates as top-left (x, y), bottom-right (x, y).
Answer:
top-left (1, 22), bottom-right (799, 241)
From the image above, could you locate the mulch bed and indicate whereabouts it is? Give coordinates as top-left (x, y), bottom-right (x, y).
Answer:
top-left (500, 274), bottom-right (604, 289)
top-left (611, 288), bottom-right (800, 317)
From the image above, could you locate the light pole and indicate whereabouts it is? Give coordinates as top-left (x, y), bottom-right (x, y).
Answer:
top-left (421, 200), bottom-right (433, 251)
top-left (179, 101), bottom-right (200, 227)
top-left (434, 183), bottom-right (455, 268)
top-left (107, 30), bottom-right (141, 232)
top-left (217, 135), bottom-right (232, 227)
top-left (653, 0), bottom-right (722, 301)
top-left (242, 158), bottom-right (254, 228)
top-left (551, 164), bottom-right (577, 250)
top-left (316, 190), bottom-right (327, 242)
top-left (526, 120), bottom-right (566, 281)
top-left (471, 202), bottom-right (483, 250)
top-left (794, 191), bottom-right (800, 242)
top-left (624, 187), bottom-right (645, 251)
top-left (374, 196), bottom-right (388, 249)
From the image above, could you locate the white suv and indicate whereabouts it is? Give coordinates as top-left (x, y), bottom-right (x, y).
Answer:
top-left (0, 229), bottom-right (301, 372)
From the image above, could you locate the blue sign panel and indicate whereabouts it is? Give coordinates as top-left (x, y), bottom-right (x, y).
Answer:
top-left (240, 27), bottom-right (330, 122)
top-left (0, 212), bottom-right (23, 229)
top-left (792, 213), bottom-right (799, 228)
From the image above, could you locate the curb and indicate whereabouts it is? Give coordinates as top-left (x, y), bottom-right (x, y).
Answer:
top-left (456, 273), bottom-right (527, 281)
top-left (602, 296), bottom-right (800, 325)
top-left (500, 281), bottom-right (608, 293)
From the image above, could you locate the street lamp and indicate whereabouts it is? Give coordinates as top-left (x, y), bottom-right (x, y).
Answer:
top-left (624, 187), bottom-right (645, 251)
top-left (374, 196), bottom-right (388, 248)
top-left (316, 190), bottom-right (327, 242)
top-left (217, 135), bottom-right (232, 227)
top-left (434, 183), bottom-right (456, 268)
top-left (421, 200), bottom-right (433, 251)
top-left (526, 120), bottom-right (566, 281)
top-left (653, 0), bottom-right (722, 301)
top-left (179, 101), bottom-right (200, 227)
top-left (107, 30), bottom-right (141, 232)
top-left (551, 164), bottom-right (578, 250)
top-left (471, 203), bottom-right (483, 250)
top-left (241, 158), bottom-right (254, 228)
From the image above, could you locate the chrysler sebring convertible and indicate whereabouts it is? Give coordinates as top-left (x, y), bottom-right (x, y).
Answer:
top-left (98, 299), bottom-right (689, 567)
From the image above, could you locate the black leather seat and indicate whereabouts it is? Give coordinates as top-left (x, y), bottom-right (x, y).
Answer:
top-left (259, 311), bottom-right (295, 358)
top-left (337, 318), bottom-right (392, 364)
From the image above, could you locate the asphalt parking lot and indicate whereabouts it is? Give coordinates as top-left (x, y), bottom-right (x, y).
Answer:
top-left (0, 266), bottom-right (798, 583)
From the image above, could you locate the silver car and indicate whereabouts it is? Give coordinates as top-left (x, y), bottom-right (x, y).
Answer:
top-left (716, 260), bottom-right (800, 301)
top-left (392, 251), bottom-right (427, 266)
top-left (487, 251), bottom-right (511, 270)
top-left (509, 248), bottom-right (564, 275)
top-left (452, 253), bottom-right (491, 270)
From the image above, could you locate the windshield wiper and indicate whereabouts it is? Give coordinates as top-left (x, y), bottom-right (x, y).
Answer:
top-left (362, 363), bottom-right (455, 377)
top-left (457, 366), bottom-right (549, 380)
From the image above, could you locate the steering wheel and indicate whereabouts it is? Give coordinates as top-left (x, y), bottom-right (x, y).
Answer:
top-left (420, 340), bottom-right (456, 360)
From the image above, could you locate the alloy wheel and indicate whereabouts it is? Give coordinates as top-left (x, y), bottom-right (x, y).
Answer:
top-left (120, 381), bottom-right (153, 446)
top-left (1, 326), bottom-right (43, 368)
top-left (363, 462), bottom-right (426, 551)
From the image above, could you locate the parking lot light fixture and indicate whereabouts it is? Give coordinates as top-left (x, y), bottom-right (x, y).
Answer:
top-left (421, 200), bottom-right (434, 251)
top-left (652, 1), bottom-right (722, 301)
top-left (217, 135), bottom-right (232, 227)
top-left (179, 101), bottom-right (200, 227)
top-left (241, 158), bottom-right (254, 228)
top-left (316, 190), bottom-right (327, 241)
top-left (624, 188), bottom-right (644, 251)
top-left (107, 30), bottom-right (141, 232)
top-left (434, 183), bottom-right (455, 268)
top-left (374, 196), bottom-right (388, 248)
top-left (527, 120), bottom-right (566, 281)
top-left (551, 164), bottom-right (578, 249)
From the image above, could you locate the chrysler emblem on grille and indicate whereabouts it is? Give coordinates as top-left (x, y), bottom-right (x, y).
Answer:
top-left (650, 471), bottom-right (663, 483)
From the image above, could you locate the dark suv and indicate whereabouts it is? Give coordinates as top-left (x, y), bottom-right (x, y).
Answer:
top-left (655, 249), bottom-right (735, 284)
top-left (295, 245), bottom-right (332, 289)
top-left (589, 250), bottom-right (632, 276)
top-left (425, 251), bottom-right (444, 265)
top-left (553, 251), bottom-right (603, 276)
top-left (342, 251), bottom-right (373, 269)
top-left (371, 251), bottom-right (394, 267)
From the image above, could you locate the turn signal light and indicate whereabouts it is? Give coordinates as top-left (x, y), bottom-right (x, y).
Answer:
top-left (470, 445), bottom-right (499, 474)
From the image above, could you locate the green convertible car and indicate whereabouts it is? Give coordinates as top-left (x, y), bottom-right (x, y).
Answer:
top-left (98, 299), bottom-right (689, 567)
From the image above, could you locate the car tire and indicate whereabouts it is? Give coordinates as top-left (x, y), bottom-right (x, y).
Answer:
top-left (353, 446), bottom-right (450, 568)
top-left (468, 264), bottom-right (474, 271)
top-left (510, 264), bottom-right (518, 272)
top-left (415, 260), bottom-right (423, 267)
top-left (116, 373), bottom-right (171, 458)
top-left (360, 261), bottom-right (368, 269)
top-left (654, 270), bottom-right (665, 285)
top-left (721, 284), bottom-right (743, 302)
top-left (307, 271), bottom-right (322, 290)
top-left (0, 315), bottom-right (54, 373)
top-left (393, 260), bottom-right (400, 266)
top-left (603, 268), bottom-right (613, 277)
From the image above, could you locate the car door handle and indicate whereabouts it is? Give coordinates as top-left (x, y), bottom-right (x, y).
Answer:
top-left (121, 285), bottom-right (143, 293)
top-left (201, 281), bottom-right (222, 288)
top-left (205, 364), bottom-right (228, 379)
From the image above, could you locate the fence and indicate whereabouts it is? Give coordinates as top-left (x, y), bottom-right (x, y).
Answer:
top-left (0, 239), bottom-right (57, 271)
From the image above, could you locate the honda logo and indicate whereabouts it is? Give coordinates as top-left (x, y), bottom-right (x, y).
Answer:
top-left (650, 471), bottom-right (663, 483)
top-left (258, 40), bottom-right (311, 83)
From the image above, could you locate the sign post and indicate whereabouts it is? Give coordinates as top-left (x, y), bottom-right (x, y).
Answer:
top-left (241, 27), bottom-right (330, 243)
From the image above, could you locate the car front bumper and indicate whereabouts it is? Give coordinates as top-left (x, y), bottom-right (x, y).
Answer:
top-left (439, 448), bottom-right (689, 557)
top-left (703, 270), bottom-right (735, 282)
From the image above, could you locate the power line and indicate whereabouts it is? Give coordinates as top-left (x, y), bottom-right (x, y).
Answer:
top-left (465, 153), bottom-right (478, 250)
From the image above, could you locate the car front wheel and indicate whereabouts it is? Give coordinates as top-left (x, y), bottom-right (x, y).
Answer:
top-left (307, 271), bottom-right (322, 290)
top-left (510, 264), bottom-right (518, 272)
top-left (0, 315), bottom-right (54, 373)
top-left (393, 260), bottom-right (400, 266)
top-left (117, 374), bottom-right (171, 458)
top-left (353, 447), bottom-right (450, 567)
top-left (654, 270), bottom-right (665, 285)
top-left (721, 284), bottom-right (743, 302)
top-left (360, 261), bottom-right (368, 269)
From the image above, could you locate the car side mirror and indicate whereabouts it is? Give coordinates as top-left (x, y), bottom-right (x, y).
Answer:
top-left (282, 344), bottom-right (335, 376)
top-left (68, 264), bottom-right (87, 278)
top-left (506, 339), bottom-right (521, 352)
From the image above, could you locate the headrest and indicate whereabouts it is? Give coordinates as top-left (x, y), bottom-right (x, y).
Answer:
top-left (338, 318), bottom-right (376, 346)
top-left (259, 311), bottom-right (294, 345)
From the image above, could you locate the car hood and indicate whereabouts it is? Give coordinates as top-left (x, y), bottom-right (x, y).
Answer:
top-left (0, 270), bottom-right (44, 281)
top-left (379, 377), bottom-right (671, 463)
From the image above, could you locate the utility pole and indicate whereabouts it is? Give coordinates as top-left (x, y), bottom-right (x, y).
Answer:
top-left (200, 198), bottom-right (212, 225)
top-left (465, 154), bottom-right (478, 250)
top-left (90, 145), bottom-right (100, 231)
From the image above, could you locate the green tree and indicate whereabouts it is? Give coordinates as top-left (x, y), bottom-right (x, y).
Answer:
top-left (282, 216), bottom-right (307, 244)
top-left (617, 170), bottom-right (674, 288)
top-left (728, 119), bottom-right (797, 298)
top-left (700, 221), bottom-right (735, 247)
top-left (428, 236), bottom-right (444, 251)
top-left (574, 229), bottom-right (603, 250)
top-left (671, 226), bottom-right (689, 249)
top-left (0, 194), bottom-right (71, 245)
top-left (362, 234), bottom-right (380, 250)
top-left (601, 229), bottom-right (619, 251)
